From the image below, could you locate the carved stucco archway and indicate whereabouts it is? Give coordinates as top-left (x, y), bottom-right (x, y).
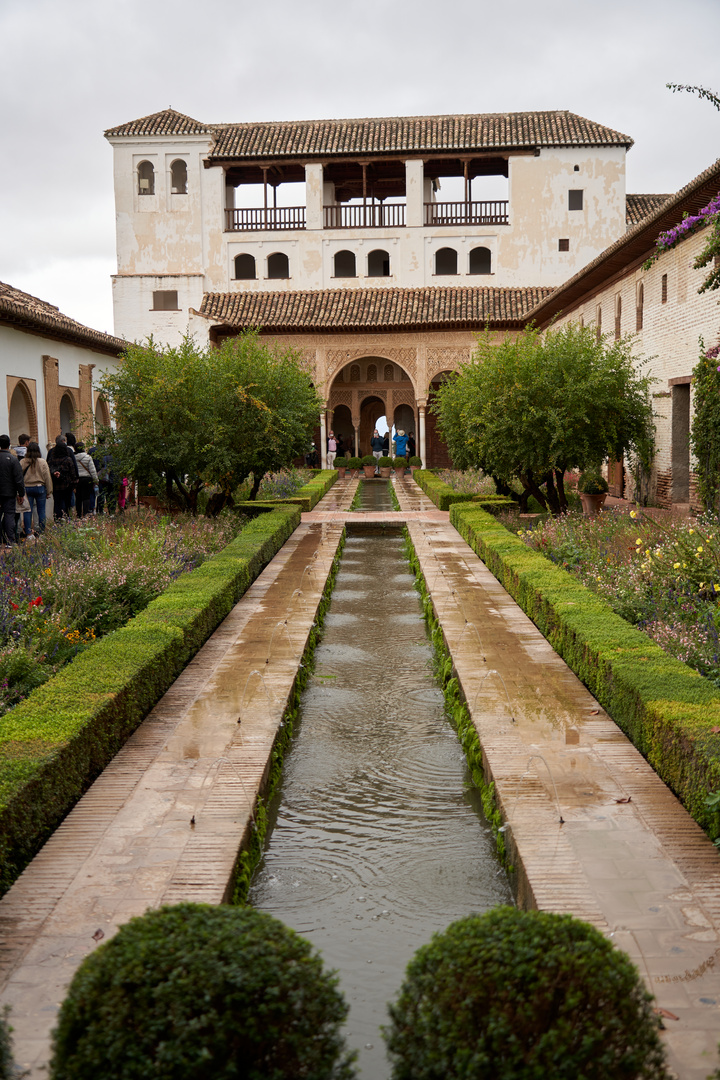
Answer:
top-left (326, 355), bottom-right (419, 460)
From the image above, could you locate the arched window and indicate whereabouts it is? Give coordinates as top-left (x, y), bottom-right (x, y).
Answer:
top-left (350, 365), bottom-right (361, 382)
top-left (367, 364), bottom-right (377, 382)
top-left (636, 282), bottom-right (644, 331)
top-left (234, 254), bottom-right (256, 280)
top-left (59, 393), bottom-right (75, 436)
top-left (469, 247), bottom-right (492, 275)
top-left (137, 160), bottom-right (155, 195)
top-left (614, 294), bottom-right (622, 340)
top-left (267, 252), bottom-right (289, 279)
top-left (170, 159), bottom-right (188, 194)
top-left (384, 364), bottom-right (394, 382)
top-left (95, 396), bottom-right (110, 430)
top-left (367, 249), bottom-right (390, 277)
top-left (435, 247), bottom-right (457, 275)
top-left (334, 250), bottom-right (356, 277)
top-left (8, 382), bottom-right (37, 443)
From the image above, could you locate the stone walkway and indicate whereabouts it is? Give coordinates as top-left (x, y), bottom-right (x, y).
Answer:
top-left (2, 476), bottom-right (719, 1078)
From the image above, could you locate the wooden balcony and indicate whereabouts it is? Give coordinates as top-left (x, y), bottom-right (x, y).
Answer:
top-left (324, 203), bottom-right (406, 229)
top-left (424, 200), bottom-right (509, 226)
top-left (225, 207), bottom-right (306, 231)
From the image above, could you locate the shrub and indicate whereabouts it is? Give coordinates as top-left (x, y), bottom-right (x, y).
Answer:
top-left (360, 455), bottom-right (376, 467)
top-left (346, 457), bottom-right (362, 470)
top-left (0, 1008), bottom-right (14, 1080)
top-left (578, 471), bottom-right (609, 494)
top-left (408, 456), bottom-right (422, 467)
top-left (384, 908), bottom-right (669, 1080)
top-left (50, 903), bottom-right (357, 1080)
top-left (378, 456), bottom-right (393, 467)
top-left (393, 457), bottom-right (407, 469)
top-left (334, 458), bottom-right (347, 469)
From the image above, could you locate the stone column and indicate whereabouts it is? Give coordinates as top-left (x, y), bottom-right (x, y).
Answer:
top-left (354, 425), bottom-right (359, 457)
top-left (405, 159), bottom-right (425, 228)
top-left (418, 404), bottom-right (427, 467)
top-left (305, 163), bottom-right (324, 230)
top-left (320, 410), bottom-right (327, 469)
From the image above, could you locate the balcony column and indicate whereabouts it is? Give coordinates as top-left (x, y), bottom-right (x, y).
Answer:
top-left (305, 163), bottom-right (324, 230)
top-left (320, 409), bottom-right (327, 469)
top-left (405, 159), bottom-right (425, 227)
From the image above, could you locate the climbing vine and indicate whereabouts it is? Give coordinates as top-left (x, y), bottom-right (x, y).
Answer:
top-left (690, 340), bottom-right (720, 512)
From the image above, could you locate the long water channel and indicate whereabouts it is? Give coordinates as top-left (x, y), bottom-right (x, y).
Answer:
top-left (250, 482), bottom-right (512, 1078)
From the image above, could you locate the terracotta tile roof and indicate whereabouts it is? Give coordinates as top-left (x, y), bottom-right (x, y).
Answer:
top-left (105, 108), bottom-right (213, 138)
top-left (104, 108), bottom-right (633, 158)
top-left (527, 158), bottom-right (720, 328)
top-left (209, 111), bottom-right (633, 160)
top-left (626, 193), bottom-right (673, 227)
top-left (198, 286), bottom-right (553, 332)
top-left (0, 282), bottom-right (125, 356)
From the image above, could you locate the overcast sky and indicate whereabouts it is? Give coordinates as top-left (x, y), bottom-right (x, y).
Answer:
top-left (1, 0), bottom-right (719, 335)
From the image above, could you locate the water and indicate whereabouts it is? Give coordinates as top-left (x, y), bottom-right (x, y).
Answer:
top-left (354, 478), bottom-right (396, 512)
top-left (249, 531), bottom-right (512, 1079)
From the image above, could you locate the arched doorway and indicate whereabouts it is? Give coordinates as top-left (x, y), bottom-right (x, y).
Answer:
top-left (8, 383), bottom-right (35, 444)
top-left (359, 396), bottom-right (386, 456)
top-left (331, 403), bottom-right (354, 457)
top-left (95, 395), bottom-right (110, 430)
top-left (59, 393), bottom-right (75, 439)
top-left (393, 403), bottom-right (416, 450)
top-left (426, 372), bottom-right (453, 468)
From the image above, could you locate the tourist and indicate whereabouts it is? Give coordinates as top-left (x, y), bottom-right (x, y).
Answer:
top-left (74, 442), bottom-right (99, 518)
top-left (14, 491), bottom-right (31, 542)
top-left (65, 432), bottom-right (79, 513)
top-left (20, 442), bottom-right (52, 534)
top-left (50, 442), bottom-right (77, 520)
top-left (382, 431), bottom-right (389, 455)
top-left (327, 431), bottom-right (337, 468)
top-left (407, 432), bottom-right (416, 458)
top-left (395, 428), bottom-right (409, 458)
top-left (336, 433), bottom-right (345, 459)
top-left (13, 434), bottom-right (29, 458)
top-left (0, 434), bottom-right (25, 546)
top-left (370, 428), bottom-right (384, 474)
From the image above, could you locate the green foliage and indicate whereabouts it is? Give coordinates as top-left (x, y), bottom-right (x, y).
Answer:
top-left (378, 456), bottom-right (393, 467)
top-left (690, 341), bottom-right (720, 511)
top-left (393, 457), bottom-right (407, 470)
top-left (334, 458), bottom-right (347, 469)
top-left (408, 456), bottom-right (422, 467)
top-left (451, 503), bottom-right (720, 834)
top-left (433, 325), bottom-right (655, 515)
top-left (577, 471), bottom-right (609, 494)
top-left (384, 908), bottom-right (669, 1080)
top-left (50, 903), bottom-right (357, 1080)
top-left (99, 332), bottom-right (322, 511)
top-left (360, 455), bottom-right (376, 466)
top-left (0, 507), bottom-right (300, 895)
top-left (0, 1007), bottom-right (15, 1080)
top-left (236, 471), bottom-right (336, 512)
top-left (346, 457), bottom-right (362, 470)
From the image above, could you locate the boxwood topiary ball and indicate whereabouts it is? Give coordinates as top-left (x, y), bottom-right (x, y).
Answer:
top-left (50, 903), bottom-right (357, 1080)
top-left (384, 908), bottom-right (670, 1080)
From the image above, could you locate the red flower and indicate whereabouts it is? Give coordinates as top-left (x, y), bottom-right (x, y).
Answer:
top-left (9, 602), bottom-right (18, 610)
top-left (28, 597), bottom-right (42, 608)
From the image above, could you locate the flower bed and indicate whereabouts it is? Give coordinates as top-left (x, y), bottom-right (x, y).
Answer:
top-left (414, 470), bottom-right (515, 513)
top-left (515, 508), bottom-right (720, 688)
top-left (0, 505), bottom-right (300, 894)
top-left (0, 513), bottom-right (243, 717)
top-left (236, 469), bottom-right (336, 513)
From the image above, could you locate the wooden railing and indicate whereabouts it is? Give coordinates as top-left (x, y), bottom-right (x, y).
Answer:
top-left (225, 207), bottom-right (306, 231)
top-left (424, 201), bottom-right (509, 226)
top-left (324, 203), bottom-right (406, 229)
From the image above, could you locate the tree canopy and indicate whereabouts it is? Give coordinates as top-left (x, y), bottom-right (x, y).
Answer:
top-left (98, 332), bottom-right (322, 512)
top-left (433, 324), bottom-right (655, 513)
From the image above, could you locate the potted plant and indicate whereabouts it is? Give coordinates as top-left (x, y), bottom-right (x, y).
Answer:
top-left (577, 471), bottom-right (608, 517)
top-left (408, 455), bottom-right (422, 474)
top-left (334, 458), bottom-right (347, 479)
top-left (361, 454), bottom-right (376, 479)
top-left (378, 455), bottom-right (393, 478)
top-left (393, 456), bottom-right (407, 478)
top-left (347, 456), bottom-right (362, 478)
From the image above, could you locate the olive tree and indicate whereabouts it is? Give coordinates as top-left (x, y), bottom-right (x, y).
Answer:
top-left (433, 324), bottom-right (655, 514)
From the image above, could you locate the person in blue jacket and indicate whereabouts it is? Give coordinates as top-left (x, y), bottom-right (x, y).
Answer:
top-left (394, 428), bottom-right (409, 458)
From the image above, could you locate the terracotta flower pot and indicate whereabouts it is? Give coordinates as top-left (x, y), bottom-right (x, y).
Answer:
top-left (410, 466), bottom-right (420, 474)
top-left (363, 465), bottom-right (376, 478)
top-left (380, 467), bottom-right (391, 478)
top-left (336, 467), bottom-right (346, 479)
top-left (579, 492), bottom-right (607, 517)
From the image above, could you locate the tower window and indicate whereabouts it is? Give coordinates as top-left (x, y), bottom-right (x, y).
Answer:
top-left (152, 290), bottom-right (178, 311)
top-left (334, 250), bottom-right (356, 278)
top-left (234, 254), bottom-right (256, 280)
top-left (435, 247), bottom-right (458, 275)
top-left (170, 159), bottom-right (188, 194)
top-left (368, 249), bottom-right (390, 277)
top-left (558, 238), bottom-right (570, 252)
top-left (138, 160), bottom-right (155, 195)
top-left (568, 190), bottom-right (584, 211)
top-left (469, 247), bottom-right (492, 275)
top-left (267, 252), bottom-right (290, 279)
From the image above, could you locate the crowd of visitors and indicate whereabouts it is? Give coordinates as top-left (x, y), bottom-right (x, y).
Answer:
top-left (326, 427), bottom-right (415, 474)
top-left (0, 431), bottom-right (121, 546)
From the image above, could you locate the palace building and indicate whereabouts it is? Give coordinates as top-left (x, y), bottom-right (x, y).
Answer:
top-left (104, 107), bottom-right (674, 468)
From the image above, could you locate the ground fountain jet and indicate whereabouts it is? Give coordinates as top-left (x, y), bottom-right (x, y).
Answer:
top-left (471, 668), bottom-right (515, 722)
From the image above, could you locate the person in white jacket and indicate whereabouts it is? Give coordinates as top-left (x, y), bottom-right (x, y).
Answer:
top-left (74, 442), bottom-right (98, 518)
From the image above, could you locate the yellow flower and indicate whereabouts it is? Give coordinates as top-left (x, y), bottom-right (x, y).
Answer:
top-left (697, 546), bottom-right (704, 553)
top-left (517, 530), bottom-right (523, 536)
top-left (635, 538), bottom-right (643, 546)
top-left (689, 529), bottom-right (695, 535)
top-left (630, 510), bottom-right (637, 519)
top-left (674, 562), bottom-right (681, 569)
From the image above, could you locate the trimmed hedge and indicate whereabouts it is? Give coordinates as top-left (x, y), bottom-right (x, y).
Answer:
top-left (0, 505), bottom-right (301, 895)
top-left (414, 470), bottom-right (515, 514)
top-left (450, 503), bottom-right (720, 834)
top-left (237, 469), bottom-right (336, 513)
